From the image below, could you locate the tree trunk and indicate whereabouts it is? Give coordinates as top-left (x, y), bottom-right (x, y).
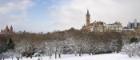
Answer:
top-left (16, 57), bottom-right (20, 60)
top-left (74, 51), bottom-right (77, 56)
top-left (2, 57), bottom-right (4, 60)
top-left (12, 57), bottom-right (13, 60)
top-left (55, 50), bottom-right (57, 59)
top-left (58, 53), bottom-right (61, 58)
top-left (79, 48), bottom-right (82, 56)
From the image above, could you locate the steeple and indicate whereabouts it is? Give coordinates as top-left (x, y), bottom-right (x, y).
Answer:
top-left (86, 10), bottom-right (90, 16)
top-left (5, 25), bottom-right (10, 32)
top-left (10, 25), bottom-right (13, 32)
top-left (86, 9), bottom-right (90, 26)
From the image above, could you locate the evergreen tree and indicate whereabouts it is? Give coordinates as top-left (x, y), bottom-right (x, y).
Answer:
top-left (130, 37), bottom-right (138, 44)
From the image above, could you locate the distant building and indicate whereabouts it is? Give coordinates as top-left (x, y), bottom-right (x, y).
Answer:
top-left (1, 25), bottom-right (14, 34)
top-left (81, 10), bottom-right (123, 32)
top-left (106, 22), bottom-right (122, 32)
top-left (93, 21), bottom-right (105, 32)
top-left (122, 27), bottom-right (135, 32)
top-left (127, 19), bottom-right (140, 29)
top-left (82, 10), bottom-right (94, 32)
top-left (122, 19), bottom-right (140, 32)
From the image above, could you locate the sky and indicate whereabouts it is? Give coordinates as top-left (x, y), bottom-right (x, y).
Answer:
top-left (0, 0), bottom-right (140, 33)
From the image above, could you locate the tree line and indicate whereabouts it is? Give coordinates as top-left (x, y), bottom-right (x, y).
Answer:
top-left (0, 28), bottom-right (139, 59)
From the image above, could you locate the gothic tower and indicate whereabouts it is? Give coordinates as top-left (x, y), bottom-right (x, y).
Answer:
top-left (10, 25), bottom-right (13, 32)
top-left (86, 10), bottom-right (90, 26)
top-left (5, 25), bottom-right (10, 32)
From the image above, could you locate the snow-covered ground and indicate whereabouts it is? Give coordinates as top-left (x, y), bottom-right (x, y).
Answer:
top-left (5, 53), bottom-right (140, 60)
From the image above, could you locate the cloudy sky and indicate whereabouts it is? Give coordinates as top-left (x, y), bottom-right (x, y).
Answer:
top-left (0, 0), bottom-right (140, 33)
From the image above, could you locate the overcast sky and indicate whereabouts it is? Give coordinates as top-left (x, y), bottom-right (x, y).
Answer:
top-left (0, 0), bottom-right (140, 33)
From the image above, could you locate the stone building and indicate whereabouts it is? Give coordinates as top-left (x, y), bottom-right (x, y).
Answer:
top-left (1, 25), bottom-right (14, 34)
top-left (82, 10), bottom-right (122, 32)
top-left (106, 22), bottom-right (122, 32)
top-left (93, 21), bottom-right (105, 32)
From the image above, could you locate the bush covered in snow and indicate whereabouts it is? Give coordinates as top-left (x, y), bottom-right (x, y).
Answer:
top-left (121, 42), bottom-right (140, 57)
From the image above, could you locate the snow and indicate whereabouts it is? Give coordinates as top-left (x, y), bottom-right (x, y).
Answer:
top-left (5, 53), bottom-right (140, 60)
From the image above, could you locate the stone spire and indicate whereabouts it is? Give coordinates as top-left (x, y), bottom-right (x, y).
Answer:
top-left (86, 9), bottom-right (90, 26)
top-left (5, 25), bottom-right (10, 32)
top-left (10, 25), bottom-right (13, 32)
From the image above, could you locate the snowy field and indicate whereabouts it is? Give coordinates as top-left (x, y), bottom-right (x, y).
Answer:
top-left (5, 53), bottom-right (140, 60)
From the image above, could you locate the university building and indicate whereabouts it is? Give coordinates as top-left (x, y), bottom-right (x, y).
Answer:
top-left (0, 25), bottom-right (14, 34)
top-left (81, 10), bottom-right (123, 32)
